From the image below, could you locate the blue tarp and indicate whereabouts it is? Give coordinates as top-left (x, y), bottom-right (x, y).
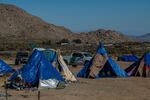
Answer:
top-left (125, 53), bottom-right (150, 77)
top-left (9, 49), bottom-right (64, 85)
top-left (98, 57), bottom-right (128, 77)
top-left (97, 42), bottom-right (108, 56)
top-left (120, 55), bottom-right (139, 62)
top-left (77, 42), bottom-right (128, 78)
top-left (42, 49), bottom-right (57, 63)
top-left (77, 57), bottom-right (128, 78)
top-left (144, 53), bottom-right (150, 67)
top-left (0, 59), bottom-right (14, 74)
top-left (125, 59), bottom-right (141, 76)
top-left (77, 58), bottom-right (94, 78)
top-left (77, 42), bottom-right (107, 78)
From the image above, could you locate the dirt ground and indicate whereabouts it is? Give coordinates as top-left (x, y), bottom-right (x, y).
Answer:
top-left (0, 59), bottom-right (150, 100)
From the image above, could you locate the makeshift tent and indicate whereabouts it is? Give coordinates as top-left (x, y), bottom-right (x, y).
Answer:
top-left (42, 48), bottom-right (57, 63)
top-left (0, 59), bottom-right (14, 74)
top-left (9, 49), bottom-right (65, 89)
top-left (77, 42), bottom-right (128, 78)
top-left (125, 53), bottom-right (150, 77)
top-left (41, 49), bottom-right (77, 82)
top-left (119, 55), bottom-right (139, 62)
top-left (98, 57), bottom-right (128, 77)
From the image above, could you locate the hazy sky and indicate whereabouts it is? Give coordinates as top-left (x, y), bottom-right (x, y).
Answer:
top-left (0, 0), bottom-right (150, 35)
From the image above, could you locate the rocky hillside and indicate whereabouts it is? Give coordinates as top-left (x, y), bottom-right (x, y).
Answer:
top-left (73, 29), bottom-right (133, 44)
top-left (0, 4), bottom-right (73, 43)
top-left (0, 4), bottom-right (133, 44)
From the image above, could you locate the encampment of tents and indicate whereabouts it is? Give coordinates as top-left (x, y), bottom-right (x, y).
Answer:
top-left (125, 53), bottom-right (150, 77)
top-left (77, 42), bottom-right (128, 78)
top-left (8, 48), bottom-right (76, 89)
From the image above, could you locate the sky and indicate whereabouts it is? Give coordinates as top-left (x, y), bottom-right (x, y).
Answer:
top-left (0, 0), bottom-right (150, 35)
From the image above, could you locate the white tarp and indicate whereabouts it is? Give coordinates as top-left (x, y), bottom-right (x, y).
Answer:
top-left (57, 53), bottom-right (77, 82)
top-left (39, 79), bottom-right (59, 89)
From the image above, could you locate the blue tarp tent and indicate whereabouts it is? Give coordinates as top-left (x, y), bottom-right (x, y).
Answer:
top-left (120, 55), bottom-right (139, 62)
top-left (77, 57), bottom-right (128, 78)
top-left (40, 48), bottom-right (77, 82)
top-left (77, 42), bottom-right (107, 78)
top-left (42, 49), bottom-right (57, 63)
top-left (144, 53), bottom-right (150, 67)
top-left (0, 59), bottom-right (14, 74)
top-left (97, 42), bottom-right (108, 56)
top-left (9, 49), bottom-right (64, 86)
top-left (125, 53), bottom-right (150, 77)
top-left (77, 58), bottom-right (94, 78)
top-left (98, 57), bottom-right (128, 77)
top-left (77, 42), bottom-right (128, 78)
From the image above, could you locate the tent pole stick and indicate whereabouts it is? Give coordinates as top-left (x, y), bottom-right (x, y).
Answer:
top-left (4, 81), bottom-right (8, 100)
top-left (38, 90), bottom-right (40, 100)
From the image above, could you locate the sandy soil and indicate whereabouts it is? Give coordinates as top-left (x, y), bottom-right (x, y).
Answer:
top-left (0, 61), bottom-right (150, 100)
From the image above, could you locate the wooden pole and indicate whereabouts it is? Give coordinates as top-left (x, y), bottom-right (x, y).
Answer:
top-left (4, 81), bottom-right (8, 100)
top-left (38, 90), bottom-right (40, 100)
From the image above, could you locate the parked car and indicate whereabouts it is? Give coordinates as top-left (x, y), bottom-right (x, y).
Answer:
top-left (15, 51), bottom-right (29, 65)
top-left (63, 52), bottom-right (92, 66)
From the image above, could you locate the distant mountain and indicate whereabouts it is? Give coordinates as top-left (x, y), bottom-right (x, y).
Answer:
top-left (131, 33), bottom-right (150, 42)
top-left (0, 4), bottom-right (133, 44)
top-left (73, 29), bottom-right (133, 44)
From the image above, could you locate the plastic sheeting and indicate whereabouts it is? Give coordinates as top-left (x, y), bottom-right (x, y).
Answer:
top-left (58, 54), bottom-right (77, 81)
top-left (77, 58), bottom-right (94, 78)
top-left (120, 55), bottom-right (139, 62)
top-left (77, 42), bottom-right (128, 78)
top-left (9, 49), bottom-right (64, 86)
top-left (125, 53), bottom-right (150, 77)
top-left (39, 79), bottom-right (59, 89)
top-left (98, 57), bottom-right (128, 77)
top-left (97, 42), bottom-right (108, 56)
top-left (42, 49), bottom-right (57, 63)
top-left (144, 53), bottom-right (150, 67)
top-left (0, 59), bottom-right (14, 74)
top-left (41, 49), bottom-right (77, 82)
top-left (125, 57), bottom-right (142, 76)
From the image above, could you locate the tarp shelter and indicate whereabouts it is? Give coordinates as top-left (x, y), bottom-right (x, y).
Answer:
top-left (98, 57), bottom-right (128, 77)
top-left (42, 48), bottom-right (57, 63)
top-left (9, 49), bottom-right (65, 89)
top-left (77, 42), bottom-right (128, 78)
top-left (40, 49), bottom-right (77, 82)
top-left (0, 59), bottom-right (14, 75)
top-left (125, 53), bottom-right (150, 77)
top-left (120, 55), bottom-right (139, 62)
